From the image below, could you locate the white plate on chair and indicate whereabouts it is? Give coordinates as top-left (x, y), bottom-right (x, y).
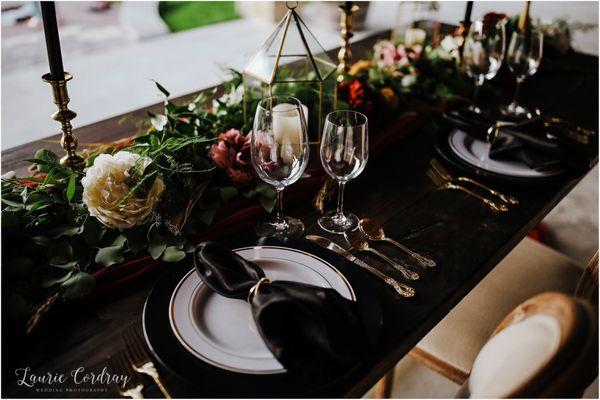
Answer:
top-left (448, 129), bottom-right (564, 178)
top-left (169, 245), bottom-right (355, 375)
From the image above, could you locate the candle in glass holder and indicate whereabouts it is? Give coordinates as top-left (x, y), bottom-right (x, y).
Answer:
top-left (272, 103), bottom-right (308, 163)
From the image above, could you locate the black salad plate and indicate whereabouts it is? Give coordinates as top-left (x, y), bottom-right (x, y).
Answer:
top-left (142, 236), bottom-right (383, 397)
top-left (434, 125), bottom-right (576, 185)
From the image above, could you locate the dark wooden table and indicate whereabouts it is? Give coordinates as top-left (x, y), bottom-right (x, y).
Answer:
top-left (2, 31), bottom-right (598, 398)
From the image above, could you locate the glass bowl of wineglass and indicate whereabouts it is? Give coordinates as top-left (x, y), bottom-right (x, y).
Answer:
top-left (251, 96), bottom-right (309, 238)
top-left (318, 110), bottom-right (369, 234)
top-left (462, 19), bottom-right (506, 115)
top-left (500, 21), bottom-right (543, 120)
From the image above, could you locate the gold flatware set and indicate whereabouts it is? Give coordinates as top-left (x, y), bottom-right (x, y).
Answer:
top-left (427, 159), bottom-right (517, 213)
top-left (108, 326), bottom-right (172, 399)
top-left (307, 218), bottom-right (435, 299)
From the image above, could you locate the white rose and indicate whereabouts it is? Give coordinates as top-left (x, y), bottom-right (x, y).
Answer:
top-left (81, 151), bottom-right (165, 230)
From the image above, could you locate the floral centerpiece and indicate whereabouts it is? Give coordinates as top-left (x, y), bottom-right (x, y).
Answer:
top-left (2, 72), bottom-right (280, 330)
top-left (337, 31), bottom-right (472, 126)
top-left (2, 31), bottom-right (492, 332)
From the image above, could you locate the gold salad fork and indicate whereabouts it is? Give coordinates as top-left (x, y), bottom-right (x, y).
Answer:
top-left (122, 326), bottom-right (172, 399)
top-left (430, 159), bottom-right (518, 205)
top-left (108, 351), bottom-right (145, 399)
top-left (427, 168), bottom-right (508, 213)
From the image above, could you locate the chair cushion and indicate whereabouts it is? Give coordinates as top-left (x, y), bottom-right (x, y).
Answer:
top-left (415, 238), bottom-right (583, 380)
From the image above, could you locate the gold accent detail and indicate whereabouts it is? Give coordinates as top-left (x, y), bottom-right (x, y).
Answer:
top-left (42, 72), bottom-right (85, 170)
top-left (337, 2), bottom-right (359, 83)
top-left (247, 277), bottom-right (271, 303)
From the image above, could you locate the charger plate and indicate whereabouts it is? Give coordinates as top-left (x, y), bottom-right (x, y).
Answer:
top-left (142, 237), bottom-right (383, 396)
top-left (434, 127), bottom-right (574, 185)
top-left (169, 246), bottom-right (355, 375)
top-left (448, 129), bottom-right (564, 178)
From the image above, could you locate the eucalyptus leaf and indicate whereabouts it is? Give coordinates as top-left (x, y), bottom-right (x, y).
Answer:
top-left (47, 241), bottom-right (74, 266)
top-left (196, 208), bottom-right (217, 226)
top-left (95, 246), bottom-right (125, 266)
top-left (39, 267), bottom-right (73, 288)
top-left (259, 195), bottom-right (276, 213)
top-left (148, 235), bottom-right (167, 260)
top-left (161, 246), bottom-right (187, 262)
top-left (60, 271), bottom-right (96, 299)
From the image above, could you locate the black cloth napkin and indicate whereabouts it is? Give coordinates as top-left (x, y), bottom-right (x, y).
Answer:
top-left (443, 110), bottom-right (596, 171)
top-left (193, 241), bottom-right (372, 383)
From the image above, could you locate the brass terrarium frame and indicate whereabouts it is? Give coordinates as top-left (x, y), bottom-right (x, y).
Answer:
top-left (242, 2), bottom-right (337, 144)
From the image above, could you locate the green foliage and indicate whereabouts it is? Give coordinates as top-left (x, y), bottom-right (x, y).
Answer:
top-left (1, 73), bottom-right (278, 321)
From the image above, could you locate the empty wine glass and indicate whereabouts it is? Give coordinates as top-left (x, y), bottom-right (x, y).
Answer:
top-left (251, 96), bottom-right (309, 238)
top-left (463, 19), bottom-right (506, 114)
top-left (500, 22), bottom-right (543, 119)
top-left (318, 110), bottom-right (368, 234)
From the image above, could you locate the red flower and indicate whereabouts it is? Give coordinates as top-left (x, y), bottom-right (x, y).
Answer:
top-left (338, 80), bottom-right (366, 109)
top-left (483, 12), bottom-right (507, 33)
top-left (208, 129), bottom-right (256, 186)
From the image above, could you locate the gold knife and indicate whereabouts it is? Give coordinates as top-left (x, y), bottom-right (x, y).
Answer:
top-left (306, 235), bottom-right (415, 298)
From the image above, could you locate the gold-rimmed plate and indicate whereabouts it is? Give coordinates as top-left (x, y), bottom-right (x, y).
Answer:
top-left (168, 246), bottom-right (355, 375)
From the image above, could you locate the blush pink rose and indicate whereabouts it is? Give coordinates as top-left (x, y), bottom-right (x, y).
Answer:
top-left (209, 129), bottom-right (256, 185)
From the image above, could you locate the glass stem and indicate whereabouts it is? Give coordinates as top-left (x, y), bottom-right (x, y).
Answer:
top-left (275, 187), bottom-right (285, 225)
top-left (336, 181), bottom-right (346, 218)
top-left (512, 78), bottom-right (524, 105)
top-left (472, 75), bottom-right (484, 108)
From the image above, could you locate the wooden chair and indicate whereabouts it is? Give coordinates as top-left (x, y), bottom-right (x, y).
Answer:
top-left (458, 292), bottom-right (598, 398)
top-left (374, 237), bottom-right (598, 397)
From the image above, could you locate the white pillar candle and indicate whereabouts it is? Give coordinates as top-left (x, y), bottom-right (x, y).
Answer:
top-left (405, 28), bottom-right (426, 46)
top-left (272, 103), bottom-right (308, 163)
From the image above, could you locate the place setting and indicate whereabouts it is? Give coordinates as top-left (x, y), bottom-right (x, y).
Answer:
top-left (141, 90), bottom-right (437, 395)
top-left (436, 9), bottom-right (596, 188)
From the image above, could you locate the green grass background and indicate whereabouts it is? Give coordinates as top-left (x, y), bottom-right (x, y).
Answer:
top-left (159, 1), bottom-right (240, 33)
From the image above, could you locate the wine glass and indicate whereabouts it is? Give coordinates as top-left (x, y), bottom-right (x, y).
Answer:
top-left (500, 22), bottom-right (543, 119)
top-left (251, 96), bottom-right (309, 238)
top-left (462, 19), bottom-right (506, 114)
top-left (318, 110), bottom-right (368, 234)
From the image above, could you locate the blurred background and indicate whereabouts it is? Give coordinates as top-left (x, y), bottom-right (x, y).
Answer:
top-left (2, 1), bottom-right (598, 150)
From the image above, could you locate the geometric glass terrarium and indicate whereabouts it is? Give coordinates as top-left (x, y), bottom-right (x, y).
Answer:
top-left (243, 3), bottom-right (337, 143)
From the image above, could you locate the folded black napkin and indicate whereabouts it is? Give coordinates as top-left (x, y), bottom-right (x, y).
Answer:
top-left (193, 241), bottom-right (372, 383)
top-left (443, 110), bottom-right (596, 171)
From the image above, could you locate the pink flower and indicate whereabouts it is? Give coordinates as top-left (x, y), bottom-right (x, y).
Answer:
top-left (208, 129), bottom-right (256, 186)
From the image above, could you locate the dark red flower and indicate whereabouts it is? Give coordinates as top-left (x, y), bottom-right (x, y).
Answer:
top-left (209, 129), bottom-right (255, 186)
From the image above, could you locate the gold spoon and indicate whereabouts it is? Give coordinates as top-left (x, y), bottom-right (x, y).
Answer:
top-left (344, 230), bottom-right (420, 281)
top-left (359, 219), bottom-right (436, 268)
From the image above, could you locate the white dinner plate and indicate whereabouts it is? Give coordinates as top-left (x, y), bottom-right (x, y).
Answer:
top-left (448, 129), bottom-right (563, 178)
top-left (169, 246), bottom-right (355, 375)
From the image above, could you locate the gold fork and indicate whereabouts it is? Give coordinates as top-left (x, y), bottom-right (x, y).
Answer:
top-left (427, 168), bottom-right (508, 213)
top-left (122, 326), bottom-right (172, 399)
top-left (108, 351), bottom-right (145, 399)
top-left (430, 159), bottom-right (518, 205)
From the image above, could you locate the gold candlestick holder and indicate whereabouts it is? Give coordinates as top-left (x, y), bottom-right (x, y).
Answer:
top-left (337, 2), bottom-right (359, 83)
top-left (456, 21), bottom-right (471, 65)
top-left (42, 72), bottom-right (85, 170)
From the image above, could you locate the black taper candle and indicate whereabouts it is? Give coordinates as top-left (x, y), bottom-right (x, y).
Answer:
top-left (40, 1), bottom-right (64, 81)
top-left (464, 1), bottom-right (474, 25)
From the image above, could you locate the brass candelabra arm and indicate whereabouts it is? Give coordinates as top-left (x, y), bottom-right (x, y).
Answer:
top-left (337, 2), bottom-right (359, 83)
top-left (42, 72), bottom-right (85, 170)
